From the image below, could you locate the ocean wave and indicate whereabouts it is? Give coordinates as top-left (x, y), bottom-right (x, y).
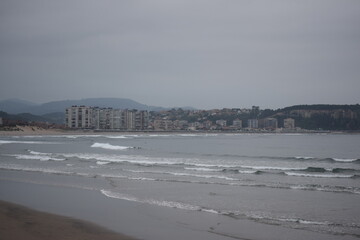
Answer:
top-left (295, 156), bottom-right (315, 160)
top-left (0, 140), bottom-right (56, 145)
top-left (96, 161), bottom-right (111, 165)
top-left (104, 135), bottom-right (129, 139)
top-left (241, 212), bottom-right (331, 226)
top-left (91, 143), bottom-right (133, 150)
top-left (331, 158), bottom-right (359, 163)
top-left (63, 135), bottom-right (104, 139)
top-left (184, 167), bottom-right (223, 172)
top-left (100, 189), bottom-right (358, 232)
top-left (185, 152), bottom-right (360, 164)
top-left (284, 172), bottom-right (354, 178)
top-left (0, 164), bottom-right (74, 175)
top-left (7, 154), bottom-right (66, 161)
top-left (164, 172), bottom-right (240, 181)
top-left (125, 169), bottom-right (241, 181)
top-left (28, 150), bottom-right (52, 156)
top-left (240, 165), bottom-right (306, 171)
top-left (289, 184), bottom-right (360, 194)
top-left (101, 190), bottom-right (214, 212)
top-left (61, 153), bottom-right (185, 166)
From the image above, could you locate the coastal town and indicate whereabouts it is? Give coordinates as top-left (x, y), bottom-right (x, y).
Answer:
top-left (64, 105), bottom-right (296, 132)
top-left (1, 103), bottom-right (359, 133)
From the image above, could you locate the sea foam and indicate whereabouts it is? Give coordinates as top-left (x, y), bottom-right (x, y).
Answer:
top-left (100, 190), bottom-right (215, 212)
top-left (0, 140), bottom-right (55, 145)
top-left (285, 172), bottom-right (354, 178)
top-left (7, 154), bottom-right (65, 161)
top-left (91, 143), bottom-right (132, 150)
top-left (331, 158), bottom-right (358, 163)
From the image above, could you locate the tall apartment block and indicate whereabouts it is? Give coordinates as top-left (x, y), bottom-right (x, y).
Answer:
top-left (65, 106), bottom-right (148, 130)
top-left (65, 106), bottom-right (93, 129)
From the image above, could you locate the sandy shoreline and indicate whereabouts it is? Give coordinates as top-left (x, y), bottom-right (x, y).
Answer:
top-left (0, 125), bottom-right (353, 136)
top-left (0, 200), bottom-right (137, 240)
top-left (0, 172), bottom-right (350, 240)
top-left (0, 126), bottom-right (89, 136)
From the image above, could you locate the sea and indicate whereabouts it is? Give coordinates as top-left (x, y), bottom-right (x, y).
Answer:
top-left (0, 133), bottom-right (359, 238)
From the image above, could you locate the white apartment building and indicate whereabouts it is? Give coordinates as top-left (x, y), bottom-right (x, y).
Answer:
top-left (232, 119), bottom-right (242, 128)
top-left (247, 119), bottom-right (259, 129)
top-left (65, 106), bottom-right (93, 129)
top-left (65, 106), bottom-right (148, 130)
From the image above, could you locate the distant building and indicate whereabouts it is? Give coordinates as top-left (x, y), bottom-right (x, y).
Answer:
top-left (247, 119), bottom-right (259, 129)
top-left (65, 106), bottom-right (93, 129)
top-left (0, 117), bottom-right (2, 126)
top-left (251, 106), bottom-right (260, 118)
top-left (284, 118), bottom-right (295, 129)
top-left (173, 120), bottom-right (189, 130)
top-left (65, 106), bottom-right (148, 130)
top-left (153, 120), bottom-right (173, 130)
top-left (264, 118), bottom-right (278, 130)
top-left (216, 120), bottom-right (227, 127)
top-left (232, 119), bottom-right (242, 128)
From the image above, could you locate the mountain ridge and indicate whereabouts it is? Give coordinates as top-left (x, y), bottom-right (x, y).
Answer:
top-left (0, 98), bottom-right (181, 115)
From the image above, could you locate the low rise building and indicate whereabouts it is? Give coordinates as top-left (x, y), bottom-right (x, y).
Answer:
top-left (247, 119), bottom-right (259, 129)
top-left (263, 118), bottom-right (278, 130)
top-left (216, 120), bottom-right (227, 127)
top-left (232, 119), bottom-right (242, 128)
top-left (284, 118), bottom-right (295, 129)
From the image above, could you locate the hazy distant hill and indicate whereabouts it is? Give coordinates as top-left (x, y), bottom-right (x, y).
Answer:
top-left (0, 98), bottom-right (169, 115)
top-left (266, 104), bottom-right (360, 130)
top-left (0, 98), bottom-right (196, 124)
top-left (0, 99), bottom-right (39, 114)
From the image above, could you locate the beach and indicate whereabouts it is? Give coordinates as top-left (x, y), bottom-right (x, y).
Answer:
top-left (0, 126), bottom-right (84, 136)
top-left (0, 200), bottom-right (135, 240)
top-left (1, 176), bottom-right (351, 240)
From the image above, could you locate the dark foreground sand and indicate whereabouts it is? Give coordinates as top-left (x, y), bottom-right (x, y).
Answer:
top-left (0, 200), bottom-right (136, 240)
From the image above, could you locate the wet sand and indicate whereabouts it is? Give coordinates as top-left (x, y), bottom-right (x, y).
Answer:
top-left (0, 200), bottom-right (136, 240)
top-left (0, 172), bottom-right (350, 240)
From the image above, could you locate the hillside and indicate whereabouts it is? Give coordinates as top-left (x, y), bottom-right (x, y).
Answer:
top-left (0, 98), bottom-right (170, 115)
top-left (271, 104), bottom-right (360, 130)
top-left (0, 111), bottom-right (65, 125)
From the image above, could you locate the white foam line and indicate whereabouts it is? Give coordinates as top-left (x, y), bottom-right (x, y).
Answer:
top-left (332, 158), bottom-right (358, 163)
top-left (101, 190), bottom-right (214, 212)
top-left (241, 165), bottom-right (306, 171)
top-left (0, 140), bottom-right (57, 145)
top-left (6, 154), bottom-right (66, 161)
top-left (185, 167), bottom-right (222, 172)
top-left (96, 161), bottom-right (110, 165)
top-left (285, 172), bottom-right (354, 178)
top-left (28, 150), bottom-right (52, 156)
top-left (91, 143), bottom-right (132, 150)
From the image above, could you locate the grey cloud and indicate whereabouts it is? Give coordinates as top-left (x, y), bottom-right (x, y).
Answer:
top-left (0, 0), bottom-right (359, 109)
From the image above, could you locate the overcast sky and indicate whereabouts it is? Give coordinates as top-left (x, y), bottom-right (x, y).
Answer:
top-left (0, 0), bottom-right (359, 109)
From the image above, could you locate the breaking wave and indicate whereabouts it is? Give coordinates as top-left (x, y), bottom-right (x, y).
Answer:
top-left (331, 158), bottom-right (359, 163)
top-left (7, 154), bottom-right (65, 161)
top-left (0, 140), bottom-right (56, 145)
top-left (101, 190), bottom-right (211, 212)
top-left (100, 189), bottom-right (359, 234)
top-left (91, 143), bottom-right (133, 150)
top-left (284, 172), bottom-right (355, 178)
